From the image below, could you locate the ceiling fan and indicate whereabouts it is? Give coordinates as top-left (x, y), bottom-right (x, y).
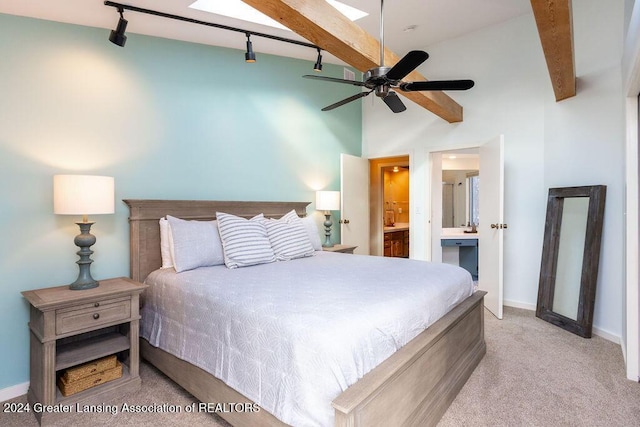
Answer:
top-left (303, 0), bottom-right (475, 113)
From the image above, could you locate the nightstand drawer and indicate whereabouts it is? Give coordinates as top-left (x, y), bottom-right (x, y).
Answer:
top-left (56, 297), bottom-right (131, 335)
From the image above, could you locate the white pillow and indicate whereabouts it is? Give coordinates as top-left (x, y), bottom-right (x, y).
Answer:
top-left (159, 218), bottom-right (174, 269)
top-left (265, 210), bottom-right (315, 260)
top-left (216, 212), bottom-right (276, 269)
top-left (301, 215), bottom-right (323, 251)
top-left (166, 215), bottom-right (224, 273)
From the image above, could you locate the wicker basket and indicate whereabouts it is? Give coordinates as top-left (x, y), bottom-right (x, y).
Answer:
top-left (58, 360), bottom-right (122, 397)
top-left (62, 355), bottom-right (118, 383)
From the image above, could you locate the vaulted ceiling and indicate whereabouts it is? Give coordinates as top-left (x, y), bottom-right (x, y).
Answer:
top-left (0, 0), bottom-right (574, 121)
top-left (241, 0), bottom-right (575, 121)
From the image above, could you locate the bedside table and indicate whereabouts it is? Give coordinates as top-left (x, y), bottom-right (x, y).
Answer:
top-left (22, 277), bottom-right (147, 425)
top-left (322, 244), bottom-right (358, 254)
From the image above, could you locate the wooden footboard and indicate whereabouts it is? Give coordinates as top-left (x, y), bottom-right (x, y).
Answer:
top-left (332, 290), bottom-right (486, 427)
top-left (140, 291), bottom-right (485, 427)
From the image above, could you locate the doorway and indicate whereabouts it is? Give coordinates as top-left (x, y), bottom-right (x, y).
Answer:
top-left (369, 156), bottom-right (410, 257)
top-left (382, 164), bottom-right (410, 258)
top-left (431, 149), bottom-right (480, 263)
top-left (428, 136), bottom-right (505, 319)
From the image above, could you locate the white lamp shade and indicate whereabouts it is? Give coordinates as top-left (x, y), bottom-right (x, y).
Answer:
top-left (316, 190), bottom-right (340, 211)
top-left (53, 175), bottom-right (115, 215)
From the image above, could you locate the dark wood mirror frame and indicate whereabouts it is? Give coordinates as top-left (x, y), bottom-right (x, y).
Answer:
top-left (536, 185), bottom-right (606, 338)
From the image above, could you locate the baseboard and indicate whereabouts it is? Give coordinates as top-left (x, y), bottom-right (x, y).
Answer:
top-left (0, 382), bottom-right (28, 403)
top-left (503, 299), bottom-right (536, 311)
top-left (503, 300), bottom-right (620, 344)
top-left (592, 327), bottom-right (620, 344)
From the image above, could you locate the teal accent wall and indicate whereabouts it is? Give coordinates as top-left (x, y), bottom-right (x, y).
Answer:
top-left (0, 14), bottom-right (361, 389)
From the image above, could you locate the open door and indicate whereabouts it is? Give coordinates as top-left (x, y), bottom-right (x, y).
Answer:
top-left (478, 135), bottom-right (505, 319)
top-left (340, 154), bottom-right (370, 255)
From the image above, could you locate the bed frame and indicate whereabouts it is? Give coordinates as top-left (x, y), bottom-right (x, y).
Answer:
top-left (125, 199), bottom-right (486, 427)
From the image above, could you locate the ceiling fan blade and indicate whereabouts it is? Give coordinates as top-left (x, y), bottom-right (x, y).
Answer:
top-left (303, 75), bottom-right (366, 87)
top-left (399, 79), bottom-right (475, 91)
top-left (385, 50), bottom-right (429, 81)
top-left (322, 91), bottom-right (372, 111)
top-left (382, 92), bottom-right (406, 113)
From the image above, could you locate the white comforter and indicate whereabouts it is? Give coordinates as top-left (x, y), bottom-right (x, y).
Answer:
top-left (141, 252), bottom-right (473, 427)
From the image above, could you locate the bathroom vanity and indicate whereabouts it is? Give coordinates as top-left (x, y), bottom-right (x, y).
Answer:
top-left (384, 222), bottom-right (409, 258)
top-left (441, 229), bottom-right (478, 280)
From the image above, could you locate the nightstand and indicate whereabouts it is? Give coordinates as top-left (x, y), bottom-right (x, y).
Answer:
top-left (22, 277), bottom-right (147, 425)
top-left (322, 244), bottom-right (358, 254)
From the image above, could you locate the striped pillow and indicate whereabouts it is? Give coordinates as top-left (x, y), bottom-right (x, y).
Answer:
top-left (216, 212), bottom-right (276, 269)
top-left (265, 210), bottom-right (315, 261)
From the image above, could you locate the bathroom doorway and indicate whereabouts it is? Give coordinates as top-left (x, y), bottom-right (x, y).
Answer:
top-left (382, 164), bottom-right (410, 257)
top-left (429, 136), bottom-right (505, 319)
top-left (431, 148), bottom-right (480, 263)
top-left (369, 156), bottom-right (410, 257)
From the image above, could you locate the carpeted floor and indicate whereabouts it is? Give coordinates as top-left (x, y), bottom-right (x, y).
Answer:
top-left (439, 307), bottom-right (640, 426)
top-left (3, 307), bottom-right (640, 426)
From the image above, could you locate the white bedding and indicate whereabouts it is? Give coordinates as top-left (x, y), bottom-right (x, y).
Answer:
top-left (141, 251), bottom-right (473, 427)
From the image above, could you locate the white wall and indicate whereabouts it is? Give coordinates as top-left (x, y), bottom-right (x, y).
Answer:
top-left (363, 1), bottom-right (625, 338)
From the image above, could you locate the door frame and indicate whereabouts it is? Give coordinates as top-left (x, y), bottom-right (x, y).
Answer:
top-left (622, 0), bottom-right (640, 382)
top-left (426, 137), bottom-right (504, 319)
top-left (424, 139), bottom-right (493, 262)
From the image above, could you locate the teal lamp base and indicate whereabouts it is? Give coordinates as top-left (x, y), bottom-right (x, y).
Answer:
top-left (322, 212), bottom-right (334, 248)
top-left (69, 221), bottom-right (99, 290)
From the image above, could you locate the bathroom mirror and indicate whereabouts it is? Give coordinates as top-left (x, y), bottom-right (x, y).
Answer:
top-left (442, 169), bottom-right (478, 228)
top-left (536, 185), bottom-right (606, 338)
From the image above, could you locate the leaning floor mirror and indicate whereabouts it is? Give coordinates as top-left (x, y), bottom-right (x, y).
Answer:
top-left (536, 185), bottom-right (606, 338)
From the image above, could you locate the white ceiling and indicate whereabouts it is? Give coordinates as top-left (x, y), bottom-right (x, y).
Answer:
top-left (0, 0), bottom-right (532, 66)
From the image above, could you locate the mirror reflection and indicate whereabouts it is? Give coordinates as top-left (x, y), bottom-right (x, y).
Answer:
top-left (442, 170), bottom-right (479, 228)
top-left (552, 197), bottom-right (589, 320)
top-left (442, 162), bottom-right (480, 228)
top-left (552, 197), bottom-right (590, 321)
top-left (441, 150), bottom-right (480, 229)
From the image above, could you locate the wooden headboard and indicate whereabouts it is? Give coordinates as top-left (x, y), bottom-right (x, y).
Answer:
top-left (124, 199), bottom-right (310, 283)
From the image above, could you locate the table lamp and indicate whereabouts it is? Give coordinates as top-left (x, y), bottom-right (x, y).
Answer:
top-left (53, 175), bottom-right (115, 290)
top-left (316, 190), bottom-right (341, 248)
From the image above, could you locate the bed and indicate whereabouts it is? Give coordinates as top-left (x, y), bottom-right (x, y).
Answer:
top-left (125, 199), bottom-right (486, 427)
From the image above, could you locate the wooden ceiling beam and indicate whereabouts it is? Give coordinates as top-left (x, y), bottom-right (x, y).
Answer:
top-left (241, 0), bottom-right (464, 122)
top-left (530, 0), bottom-right (576, 101)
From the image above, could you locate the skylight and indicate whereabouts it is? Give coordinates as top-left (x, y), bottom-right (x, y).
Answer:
top-left (189, 0), bottom-right (368, 31)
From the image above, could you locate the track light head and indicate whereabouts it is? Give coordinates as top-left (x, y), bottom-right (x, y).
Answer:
top-left (245, 34), bottom-right (256, 63)
top-left (109, 9), bottom-right (128, 47)
top-left (313, 49), bottom-right (323, 72)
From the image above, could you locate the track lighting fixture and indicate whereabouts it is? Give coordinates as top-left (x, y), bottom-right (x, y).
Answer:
top-left (109, 8), bottom-right (128, 47)
top-left (313, 48), bottom-right (323, 72)
top-left (245, 33), bottom-right (256, 63)
top-left (104, 2), bottom-right (323, 70)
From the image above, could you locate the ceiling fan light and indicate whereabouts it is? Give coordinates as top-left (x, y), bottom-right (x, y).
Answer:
top-left (109, 10), bottom-right (128, 47)
top-left (245, 34), bottom-right (256, 63)
top-left (313, 49), bottom-right (323, 72)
